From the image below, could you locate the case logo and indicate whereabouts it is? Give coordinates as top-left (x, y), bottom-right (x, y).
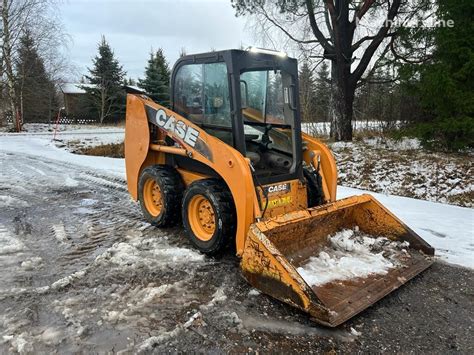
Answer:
top-left (265, 183), bottom-right (290, 195)
top-left (152, 108), bottom-right (200, 147)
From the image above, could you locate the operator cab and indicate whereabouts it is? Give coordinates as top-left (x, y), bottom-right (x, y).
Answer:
top-left (171, 49), bottom-right (302, 184)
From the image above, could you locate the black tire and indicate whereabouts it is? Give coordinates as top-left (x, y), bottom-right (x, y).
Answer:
top-left (182, 179), bottom-right (236, 256)
top-left (303, 167), bottom-right (324, 208)
top-left (138, 165), bottom-right (184, 227)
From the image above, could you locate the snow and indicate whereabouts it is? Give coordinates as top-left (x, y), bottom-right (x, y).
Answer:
top-left (95, 235), bottom-right (204, 268)
top-left (51, 270), bottom-right (87, 290)
top-left (52, 224), bottom-right (68, 243)
top-left (350, 327), bottom-right (362, 336)
top-left (302, 120), bottom-right (403, 136)
top-left (60, 83), bottom-right (96, 94)
top-left (20, 257), bottom-right (43, 270)
top-left (40, 327), bottom-right (64, 345)
top-left (139, 327), bottom-right (182, 352)
top-left (338, 187), bottom-right (474, 268)
top-left (0, 225), bottom-right (25, 255)
top-left (0, 195), bottom-right (28, 207)
top-left (0, 133), bottom-right (125, 178)
top-left (1, 123), bottom-right (123, 135)
top-left (200, 288), bottom-right (227, 311)
top-left (297, 228), bottom-right (409, 286)
top-left (0, 130), bottom-right (472, 269)
top-left (330, 137), bottom-right (473, 207)
top-left (247, 289), bottom-right (261, 297)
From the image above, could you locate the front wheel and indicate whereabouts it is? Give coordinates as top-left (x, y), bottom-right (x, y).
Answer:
top-left (182, 179), bottom-right (236, 256)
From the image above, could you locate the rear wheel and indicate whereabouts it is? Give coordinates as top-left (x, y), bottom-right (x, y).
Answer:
top-left (182, 179), bottom-right (236, 256)
top-left (138, 165), bottom-right (183, 227)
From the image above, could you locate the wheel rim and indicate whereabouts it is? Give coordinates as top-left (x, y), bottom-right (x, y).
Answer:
top-left (143, 178), bottom-right (163, 217)
top-left (188, 195), bottom-right (216, 241)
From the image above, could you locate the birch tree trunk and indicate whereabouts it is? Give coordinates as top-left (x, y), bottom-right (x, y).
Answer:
top-left (1, 0), bottom-right (18, 129)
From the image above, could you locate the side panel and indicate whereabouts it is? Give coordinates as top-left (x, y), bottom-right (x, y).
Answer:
top-left (125, 95), bottom-right (152, 200)
top-left (125, 94), bottom-right (257, 255)
top-left (176, 169), bottom-right (210, 187)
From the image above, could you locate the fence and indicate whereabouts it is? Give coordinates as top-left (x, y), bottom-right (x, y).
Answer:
top-left (6, 116), bottom-right (100, 125)
top-left (302, 120), bottom-right (405, 137)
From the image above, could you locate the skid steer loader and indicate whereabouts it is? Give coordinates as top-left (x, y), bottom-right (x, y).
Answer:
top-left (125, 48), bottom-right (434, 327)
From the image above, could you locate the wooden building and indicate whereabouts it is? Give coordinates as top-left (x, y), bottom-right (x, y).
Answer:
top-left (60, 83), bottom-right (96, 123)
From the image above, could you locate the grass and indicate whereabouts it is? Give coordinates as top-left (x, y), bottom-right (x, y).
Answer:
top-left (78, 143), bottom-right (124, 158)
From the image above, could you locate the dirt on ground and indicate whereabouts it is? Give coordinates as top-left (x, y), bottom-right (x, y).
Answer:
top-left (75, 142), bottom-right (124, 158)
top-left (0, 152), bottom-right (473, 354)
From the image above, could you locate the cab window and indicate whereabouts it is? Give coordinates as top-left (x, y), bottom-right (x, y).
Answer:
top-left (174, 62), bottom-right (233, 145)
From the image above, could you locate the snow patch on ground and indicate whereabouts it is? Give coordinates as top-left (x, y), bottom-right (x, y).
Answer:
top-left (138, 327), bottom-right (182, 352)
top-left (20, 257), bottom-right (43, 270)
top-left (200, 288), bottom-right (227, 311)
top-left (330, 137), bottom-right (473, 208)
top-left (94, 233), bottom-right (204, 269)
top-left (52, 224), bottom-right (68, 243)
top-left (0, 225), bottom-right (25, 255)
top-left (338, 187), bottom-right (474, 268)
top-left (247, 289), bottom-right (261, 297)
top-left (0, 195), bottom-right (29, 207)
top-left (297, 227), bottom-right (410, 286)
top-left (51, 270), bottom-right (87, 290)
top-left (5, 333), bottom-right (34, 354)
top-left (0, 135), bottom-right (125, 178)
top-left (101, 282), bottom-right (182, 323)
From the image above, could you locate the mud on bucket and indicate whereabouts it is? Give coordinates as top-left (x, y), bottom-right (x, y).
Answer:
top-left (240, 194), bottom-right (434, 327)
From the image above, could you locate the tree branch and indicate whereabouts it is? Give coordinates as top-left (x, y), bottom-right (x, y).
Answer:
top-left (259, 6), bottom-right (318, 44)
top-left (351, 0), bottom-right (402, 85)
top-left (352, 31), bottom-right (397, 52)
top-left (390, 36), bottom-right (433, 64)
top-left (306, 0), bottom-right (333, 52)
top-left (353, 0), bottom-right (375, 23)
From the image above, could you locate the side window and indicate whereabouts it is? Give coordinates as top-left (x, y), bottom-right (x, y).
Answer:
top-left (174, 64), bottom-right (203, 122)
top-left (241, 71), bottom-right (266, 117)
top-left (174, 62), bottom-right (233, 145)
top-left (266, 70), bottom-right (285, 121)
top-left (203, 63), bottom-right (231, 127)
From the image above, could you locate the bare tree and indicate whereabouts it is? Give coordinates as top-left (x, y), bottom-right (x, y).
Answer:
top-left (1, 0), bottom-right (67, 129)
top-left (1, 0), bottom-right (17, 127)
top-left (232, 0), bottom-right (435, 141)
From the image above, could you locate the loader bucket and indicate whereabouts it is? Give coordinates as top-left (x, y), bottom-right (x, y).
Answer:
top-left (241, 194), bottom-right (434, 327)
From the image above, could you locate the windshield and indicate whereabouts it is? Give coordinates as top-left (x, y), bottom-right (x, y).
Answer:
top-left (240, 69), bottom-right (295, 154)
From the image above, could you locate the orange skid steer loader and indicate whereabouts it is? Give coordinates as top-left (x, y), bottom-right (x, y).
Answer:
top-left (125, 49), bottom-right (434, 326)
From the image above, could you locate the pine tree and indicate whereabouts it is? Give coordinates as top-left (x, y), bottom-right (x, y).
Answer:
top-left (15, 30), bottom-right (57, 123)
top-left (138, 48), bottom-right (171, 107)
top-left (84, 36), bottom-right (126, 124)
top-left (299, 62), bottom-right (316, 123)
top-left (403, 0), bottom-right (473, 150)
top-left (314, 61), bottom-right (331, 123)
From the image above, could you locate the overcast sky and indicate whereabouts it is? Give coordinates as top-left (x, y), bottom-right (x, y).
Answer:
top-left (61, 0), bottom-right (253, 81)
